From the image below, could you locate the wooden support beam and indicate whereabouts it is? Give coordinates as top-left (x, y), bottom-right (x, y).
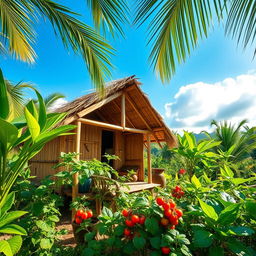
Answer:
top-left (113, 101), bottom-right (136, 128)
top-left (72, 121), bottom-right (81, 219)
top-left (126, 94), bottom-right (162, 148)
top-left (121, 93), bottom-right (126, 129)
top-left (78, 118), bottom-right (150, 134)
top-left (147, 134), bottom-right (152, 184)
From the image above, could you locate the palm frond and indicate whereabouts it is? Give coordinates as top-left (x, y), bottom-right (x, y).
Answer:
top-left (0, 0), bottom-right (36, 62)
top-left (86, 0), bottom-right (129, 37)
top-left (134, 0), bottom-right (226, 82)
top-left (44, 92), bottom-right (65, 109)
top-left (28, 0), bottom-right (114, 91)
top-left (226, 0), bottom-right (256, 55)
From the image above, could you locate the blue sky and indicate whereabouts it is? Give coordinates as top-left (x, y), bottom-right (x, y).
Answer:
top-left (2, 1), bottom-right (256, 132)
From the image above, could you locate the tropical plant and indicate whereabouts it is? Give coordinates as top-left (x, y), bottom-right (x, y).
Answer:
top-left (173, 132), bottom-right (221, 177)
top-left (0, 192), bottom-right (27, 256)
top-left (0, 68), bottom-right (75, 206)
top-left (207, 120), bottom-right (256, 162)
top-left (0, 0), bottom-right (128, 89)
top-left (134, 0), bottom-right (256, 82)
top-left (44, 92), bottom-right (66, 110)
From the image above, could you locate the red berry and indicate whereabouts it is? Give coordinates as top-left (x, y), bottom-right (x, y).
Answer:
top-left (180, 191), bottom-right (185, 196)
top-left (75, 217), bottom-right (82, 224)
top-left (179, 169), bottom-right (186, 175)
top-left (156, 197), bottom-right (164, 206)
top-left (125, 219), bottom-right (135, 227)
top-left (122, 209), bottom-right (129, 217)
top-left (76, 209), bottom-right (84, 217)
top-left (80, 211), bottom-right (88, 220)
top-left (139, 215), bottom-right (146, 225)
top-left (169, 225), bottom-right (175, 229)
top-left (131, 214), bottom-right (140, 224)
top-left (176, 209), bottom-right (183, 218)
top-left (160, 218), bottom-right (169, 226)
top-left (169, 200), bottom-right (176, 209)
top-left (163, 203), bottom-right (170, 211)
top-left (124, 228), bottom-right (131, 236)
top-left (169, 214), bottom-right (178, 224)
top-left (161, 247), bottom-right (171, 254)
top-left (87, 210), bottom-right (93, 218)
top-left (175, 185), bottom-right (181, 192)
top-left (164, 209), bottom-right (172, 218)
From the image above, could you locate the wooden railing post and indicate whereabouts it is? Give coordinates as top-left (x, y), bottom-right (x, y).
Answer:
top-left (72, 121), bottom-right (81, 219)
top-left (147, 134), bottom-right (152, 184)
top-left (121, 93), bottom-right (126, 129)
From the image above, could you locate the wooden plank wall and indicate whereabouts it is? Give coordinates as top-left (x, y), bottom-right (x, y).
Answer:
top-left (29, 137), bottom-right (60, 182)
top-left (114, 131), bottom-right (124, 169)
top-left (124, 133), bottom-right (144, 181)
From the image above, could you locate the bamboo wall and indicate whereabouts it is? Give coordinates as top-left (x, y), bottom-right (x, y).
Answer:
top-left (29, 124), bottom-right (145, 182)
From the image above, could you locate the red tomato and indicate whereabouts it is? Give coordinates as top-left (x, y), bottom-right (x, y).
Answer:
top-left (80, 211), bottom-right (88, 220)
top-left (169, 214), bottom-right (178, 224)
top-left (156, 197), bottom-right (164, 206)
top-left (169, 200), bottom-right (176, 209)
top-left (122, 209), bottom-right (129, 217)
top-left (124, 228), bottom-right (131, 236)
top-left (87, 210), bottom-right (93, 218)
top-left (169, 225), bottom-right (175, 230)
top-left (163, 203), bottom-right (170, 211)
top-left (164, 209), bottom-right (173, 218)
top-left (75, 217), bottom-right (82, 224)
top-left (180, 191), bottom-right (185, 196)
top-left (176, 209), bottom-right (183, 218)
top-left (125, 219), bottom-right (135, 227)
top-left (139, 215), bottom-right (146, 225)
top-left (76, 209), bottom-right (84, 217)
top-left (179, 169), bottom-right (186, 175)
top-left (175, 185), bottom-right (181, 192)
top-left (160, 218), bottom-right (169, 226)
top-left (161, 247), bottom-right (171, 254)
top-left (131, 214), bottom-right (140, 224)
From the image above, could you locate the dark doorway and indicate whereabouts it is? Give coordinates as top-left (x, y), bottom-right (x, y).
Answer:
top-left (101, 130), bottom-right (114, 166)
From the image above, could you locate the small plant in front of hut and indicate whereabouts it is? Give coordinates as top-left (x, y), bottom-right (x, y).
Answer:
top-left (171, 185), bottom-right (185, 199)
top-left (74, 208), bottom-right (93, 225)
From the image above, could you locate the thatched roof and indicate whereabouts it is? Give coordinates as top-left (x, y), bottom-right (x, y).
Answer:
top-left (54, 76), bottom-right (177, 148)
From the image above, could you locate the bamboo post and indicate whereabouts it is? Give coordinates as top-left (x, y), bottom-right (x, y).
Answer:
top-left (147, 134), bottom-right (152, 184)
top-left (72, 121), bottom-right (81, 219)
top-left (121, 93), bottom-right (126, 129)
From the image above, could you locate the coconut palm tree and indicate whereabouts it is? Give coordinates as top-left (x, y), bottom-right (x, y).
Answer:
top-left (43, 92), bottom-right (66, 110)
top-left (0, 0), bottom-right (128, 90)
top-left (134, 1), bottom-right (255, 82)
top-left (208, 120), bottom-right (256, 162)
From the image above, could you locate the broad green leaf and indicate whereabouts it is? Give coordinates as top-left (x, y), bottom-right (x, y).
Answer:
top-left (145, 217), bottom-right (160, 235)
top-left (26, 101), bottom-right (38, 121)
top-left (218, 204), bottom-right (240, 225)
top-left (184, 132), bottom-right (196, 150)
top-left (35, 220), bottom-right (52, 232)
top-left (133, 197), bottom-right (149, 208)
top-left (133, 236), bottom-right (146, 249)
top-left (209, 246), bottom-right (224, 256)
top-left (220, 165), bottom-right (234, 178)
top-left (0, 119), bottom-right (18, 154)
top-left (40, 238), bottom-right (53, 249)
top-left (228, 239), bottom-right (255, 256)
top-left (0, 192), bottom-right (15, 215)
top-left (245, 201), bottom-right (256, 220)
top-left (191, 175), bottom-right (201, 189)
top-left (230, 177), bottom-right (256, 186)
top-left (228, 226), bottom-right (255, 236)
top-left (101, 207), bottom-right (113, 218)
top-left (0, 69), bottom-right (9, 120)
top-left (82, 247), bottom-right (94, 256)
top-left (0, 240), bottom-right (12, 256)
top-left (35, 89), bottom-right (46, 129)
top-left (0, 211), bottom-right (27, 228)
top-left (193, 229), bottom-right (213, 248)
top-left (0, 224), bottom-right (27, 235)
top-left (24, 107), bottom-right (40, 141)
top-left (198, 199), bottom-right (218, 221)
top-left (7, 236), bottom-right (22, 255)
top-left (150, 237), bottom-right (161, 249)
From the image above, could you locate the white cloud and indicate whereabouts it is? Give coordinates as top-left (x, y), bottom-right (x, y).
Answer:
top-left (48, 98), bottom-right (68, 111)
top-left (165, 73), bottom-right (256, 133)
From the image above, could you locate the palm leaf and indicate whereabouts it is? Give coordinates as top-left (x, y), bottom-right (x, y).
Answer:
top-left (0, 0), bottom-right (36, 62)
top-left (226, 0), bottom-right (256, 55)
top-left (134, 0), bottom-right (226, 82)
top-left (86, 0), bottom-right (129, 37)
top-left (28, 0), bottom-right (114, 91)
top-left (44, 92), bottom-right (65, 109)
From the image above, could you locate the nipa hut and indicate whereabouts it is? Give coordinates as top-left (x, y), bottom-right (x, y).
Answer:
top-left (29, 76), bottom-right (177, 197)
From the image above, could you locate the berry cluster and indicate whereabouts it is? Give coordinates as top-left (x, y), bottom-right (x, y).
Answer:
top-left (178, 168), bottom-right (186, 175)
top-left (122, 209), bottom-right (146, 239)
top-left (171, 185), bottom-right (185, 199)
top-left (74, 209), bottom-right (93, 224)
top-left (156, 197), bottom-right (183, 230)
